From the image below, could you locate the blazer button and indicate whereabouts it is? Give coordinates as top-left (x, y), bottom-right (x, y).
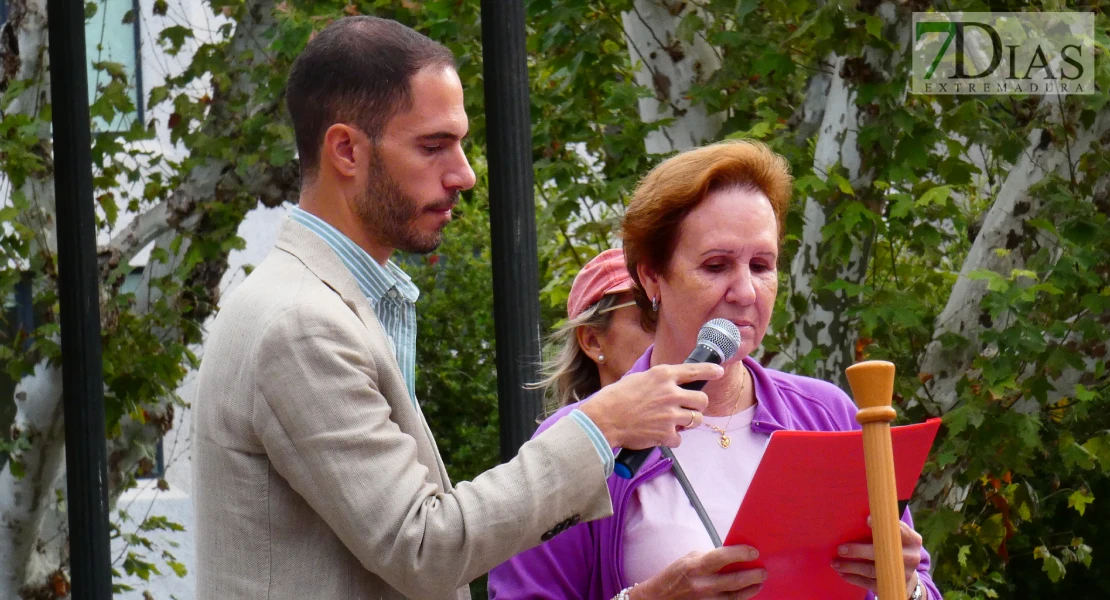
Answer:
top-left (541, 529), bottom-right (556, 542)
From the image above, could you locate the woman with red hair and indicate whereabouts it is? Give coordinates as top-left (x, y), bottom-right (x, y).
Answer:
top-left (490, 140), bottom-right (940, 600)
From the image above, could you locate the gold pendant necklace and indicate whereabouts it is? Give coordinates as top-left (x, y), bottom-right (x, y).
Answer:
top-left (704, 423), bottom-right (732, 448)
top-left (700, 368), bottom-right (747, 449)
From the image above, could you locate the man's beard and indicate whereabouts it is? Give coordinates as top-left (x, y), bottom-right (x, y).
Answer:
top-left (355, 156), bottom-right (458, 255)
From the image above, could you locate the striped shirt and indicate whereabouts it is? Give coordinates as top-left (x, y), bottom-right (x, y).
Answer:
top-left (290, 207), bottom-right (420, 406)
top-left (289, 207), bottom-right (614, 476)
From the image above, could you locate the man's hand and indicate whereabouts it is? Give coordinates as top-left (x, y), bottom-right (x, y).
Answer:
top-left (579, 362), bottom-right (722, 450)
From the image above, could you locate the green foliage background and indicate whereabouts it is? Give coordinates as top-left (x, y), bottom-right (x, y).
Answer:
top-left (1, 0), bottom-right (1108, 597)
top-left (402, 1), bottom-right (1110, 598)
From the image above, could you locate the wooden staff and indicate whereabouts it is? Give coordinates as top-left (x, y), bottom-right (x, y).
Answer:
top-left (845, 360), bottom-right (904, 600)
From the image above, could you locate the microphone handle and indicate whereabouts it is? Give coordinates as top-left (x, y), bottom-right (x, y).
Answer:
top-left (613, 346), bottom-right (723, 479)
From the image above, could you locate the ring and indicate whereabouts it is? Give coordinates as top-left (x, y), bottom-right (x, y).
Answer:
top-left (686, 409), bottom-right (697, 428)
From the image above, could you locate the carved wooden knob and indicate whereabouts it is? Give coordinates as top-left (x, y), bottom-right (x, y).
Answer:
top-left (845, 360), bottom-right (895, 411)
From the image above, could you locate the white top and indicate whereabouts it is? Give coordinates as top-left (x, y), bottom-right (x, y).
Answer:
top-left (622, 404), bottom-right (771, 585)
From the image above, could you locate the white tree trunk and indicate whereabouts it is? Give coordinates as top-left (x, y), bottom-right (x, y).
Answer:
top-left (914, 108), bottom-right (1110, 510)
top-left (918, 107), bottom-right (1110, 416)
top-left (0, 0), bottom-right (66, 593)
top-left (4, 0), bottom-right (56, 262)
top-left (785, 53), bottom-right (869, 382)
top-left (785, 2), bottom-right (908, 384)
top-left (621, 0), bottom-right (723, 153)
top-left (0, 364), bottom-right (66, 597)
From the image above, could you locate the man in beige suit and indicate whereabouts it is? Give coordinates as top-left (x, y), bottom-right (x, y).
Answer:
top-left (193, 16), bottom-right (720, 600)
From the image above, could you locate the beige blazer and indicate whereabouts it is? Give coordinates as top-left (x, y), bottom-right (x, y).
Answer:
top-left (193, 219), bottom-right (613, 599)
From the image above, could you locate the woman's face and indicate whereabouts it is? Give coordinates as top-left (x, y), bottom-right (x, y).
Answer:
top-left (640, 185), bottom-right (779, 366)
top-left (591, 293), bottom-right (654, 387)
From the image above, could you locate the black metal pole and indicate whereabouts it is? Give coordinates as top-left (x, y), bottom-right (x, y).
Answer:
top-left (46, 1), bottom-right (113, 598)
top-left (481, 0), bottom-right (544, 462)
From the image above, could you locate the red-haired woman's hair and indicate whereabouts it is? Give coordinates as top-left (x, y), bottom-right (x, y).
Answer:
top-left (621, 139), bottom-right (793, 329)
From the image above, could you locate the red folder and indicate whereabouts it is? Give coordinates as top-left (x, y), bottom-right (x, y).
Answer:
top-left (721, 418), bottom-right (941, 599)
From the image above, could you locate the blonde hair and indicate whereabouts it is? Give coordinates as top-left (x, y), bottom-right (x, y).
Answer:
top-left (622, 139), bottom-right (793, 330)
top-left (530, 294), bottom-right (627, 409)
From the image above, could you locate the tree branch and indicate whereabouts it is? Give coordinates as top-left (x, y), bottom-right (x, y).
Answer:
top-left (103, 201), bottom-right (174, 267)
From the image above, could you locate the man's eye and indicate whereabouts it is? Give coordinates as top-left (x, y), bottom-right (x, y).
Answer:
top-left (423, 145), bottom-right (442, 153)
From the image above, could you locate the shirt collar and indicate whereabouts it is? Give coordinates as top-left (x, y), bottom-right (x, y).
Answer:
top-left (289, 207), bottom-right (419, 304)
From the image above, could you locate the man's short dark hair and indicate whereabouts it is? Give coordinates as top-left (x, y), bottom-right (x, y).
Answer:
top-left (285, 16), bottom-right (456, 179)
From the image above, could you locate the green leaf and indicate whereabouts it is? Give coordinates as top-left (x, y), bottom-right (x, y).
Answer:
top-left (159, 25), bottom-right (195, 54)
top-left (979, 513), bottom-right (1007, 551)
top-left (735, 0), bottom-right (760, 22)
top-left (97, 193), bottom-right (119, 226)
top-left (1040, 550), bottom-right (1067, 582)
top-left (916, 185), bottom-right (952, 208)
top-left (795, 174), bottom-right (827, 194)
top-left (1074, 384), bottom-right (1098, 402)
top-left (945, 403), bottom-right (985, 436)
top-left (1082, 434), bottom-right (1110, 471)
top-left (1013, 480), bottom-right (1039, 521)
top-left (829, 172), bottom-right (855, 196)
top-left (1068, 488), bottom-right (1094, 516)
top-left (1061, 438), bottom-right (1097, 470)
top-left (968, 269), bottom-right (1009, 293)
top-left (1062, 220), bottom-right (1098, 245)
top-left (958, 545), bottom-right (971, 567)
top-left (167, 560), bottom-right (188, 578)
top-left (1072, 538), bottom-right (1093, 568)
top-left (889, 195), bottom-right (914, 219)
top-left (148, 85), bottom-right (170, 107)
top-left (863, 15), bottom-right (884, 39)
top-left (919, 506), bottom-right (964, 550)
top-left (747, 120), bottom-right (773, 139)
top-left (140, 515), bottom-right (186, 532)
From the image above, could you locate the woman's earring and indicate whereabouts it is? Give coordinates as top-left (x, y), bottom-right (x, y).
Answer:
top-left (598, 354), bottom-right (605, 363)
top-left (651, 295), bottom-right (659, 312)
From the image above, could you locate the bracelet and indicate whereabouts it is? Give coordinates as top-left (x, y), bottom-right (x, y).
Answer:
top-left (876, 581), bottom-right (923, 600)
top-left (614, 584), bottom-right (638, 600)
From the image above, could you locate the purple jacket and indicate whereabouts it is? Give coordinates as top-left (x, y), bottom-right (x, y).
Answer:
top-left (489, 351), bottom-right (942, 599)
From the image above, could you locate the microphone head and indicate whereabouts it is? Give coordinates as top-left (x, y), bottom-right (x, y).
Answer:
top-left (697, 319), bottom-right (742, 361)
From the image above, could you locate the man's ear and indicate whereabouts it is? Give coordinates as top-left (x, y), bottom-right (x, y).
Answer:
top-left (575, 325), bottom-right (603, 363)
top-left (321, 124), bottom-right (364, 179)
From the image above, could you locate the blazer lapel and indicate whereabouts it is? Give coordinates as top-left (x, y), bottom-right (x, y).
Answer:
top-left (273, 218), bottom-right (451, 486)
top-left (275, 220), bottom-right (381, 332)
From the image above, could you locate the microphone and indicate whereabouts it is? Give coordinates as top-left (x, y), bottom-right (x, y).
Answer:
top-left (613, 318), bottom-right (742, 479)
